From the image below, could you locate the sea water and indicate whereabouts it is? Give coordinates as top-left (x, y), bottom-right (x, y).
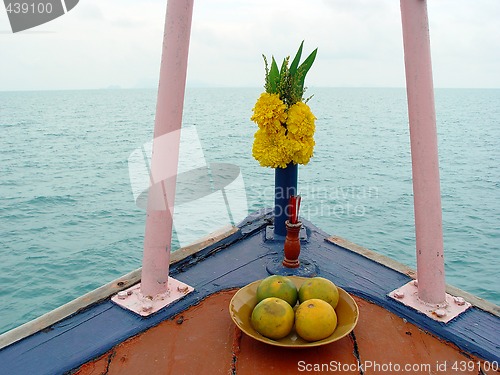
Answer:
top-left (0, 87), bottom-right (498, 334)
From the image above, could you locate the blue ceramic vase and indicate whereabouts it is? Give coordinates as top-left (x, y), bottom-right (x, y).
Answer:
top-left (274, 163), bottom-right (298, 236)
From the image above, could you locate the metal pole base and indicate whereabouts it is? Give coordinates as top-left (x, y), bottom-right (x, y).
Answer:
top-left (111, 277), bottom-right (194, 317)
top-left (389, 280), bottom-right (471, 323)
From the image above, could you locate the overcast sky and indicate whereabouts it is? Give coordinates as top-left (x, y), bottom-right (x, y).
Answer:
top-left (1, 0), bottom-right (499, 91)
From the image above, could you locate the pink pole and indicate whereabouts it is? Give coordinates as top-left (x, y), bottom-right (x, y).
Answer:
top-left (140, 0), bottom-right (194, 297)
top-left (400, 0), bottom-right (446, 305)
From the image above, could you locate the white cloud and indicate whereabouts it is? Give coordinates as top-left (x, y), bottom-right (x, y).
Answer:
top-left (0, 0), bottom-right (498, 90)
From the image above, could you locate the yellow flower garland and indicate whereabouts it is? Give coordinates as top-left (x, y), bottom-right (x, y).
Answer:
top-left (251, 96), bottom-right (316, 168)
top-left (250, 42), bottom-right (317, 168)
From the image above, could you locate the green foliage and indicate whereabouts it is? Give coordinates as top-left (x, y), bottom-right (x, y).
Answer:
top-left (263, 41), bottom-right (317, 106)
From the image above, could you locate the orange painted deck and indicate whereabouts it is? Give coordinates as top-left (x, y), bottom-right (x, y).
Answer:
top-left (74, 290), bottom-right (496, 375)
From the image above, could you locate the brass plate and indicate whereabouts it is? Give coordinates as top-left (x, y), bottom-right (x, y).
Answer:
top-left (229, 276), bottom-right (359, 348)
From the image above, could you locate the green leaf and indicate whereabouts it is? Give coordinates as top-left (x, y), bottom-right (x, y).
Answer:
top-left (268, 57), bottom-right (280, 93)
top-left (289, 41), bottom-right (304, 76)
top-left (280, 57), bottom-right (288, 76)
top-left (296, 48), bottom-right (318, 92)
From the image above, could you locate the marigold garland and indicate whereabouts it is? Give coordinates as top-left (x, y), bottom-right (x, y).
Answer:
top-left (250, 42), bottom-right (317, 168)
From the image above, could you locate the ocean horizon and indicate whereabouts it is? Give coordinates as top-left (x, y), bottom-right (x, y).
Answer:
top-left (0, 87), bottom-right (498, 334)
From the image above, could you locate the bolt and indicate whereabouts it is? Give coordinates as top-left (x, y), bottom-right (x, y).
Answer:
top-left (454, 296), bottom-right (466, 306)
top-left (142, 302), bottom-right (153, 312)
top-left (117, 291), bottom-right (128, 300)
top-left (434, 309), bottom-right (447, 318)
top-left (393, 290), bottom-right (405, 299)
top-left (177, 285), bottom-right (189, 293)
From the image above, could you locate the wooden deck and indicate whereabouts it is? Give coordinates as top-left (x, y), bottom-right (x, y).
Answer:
top-left (0, 210), bottom-right (498, 374)
top-left (75, 290), bottom-right (497, 374)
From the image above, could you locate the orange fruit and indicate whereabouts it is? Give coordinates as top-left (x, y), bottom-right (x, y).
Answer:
top-left (256, 275), bottom-right (298, 307)
top-left (295, 298), bottom-right (337, 341)
top-left (251, 297), bottom-right (295, 339)
top-left (298, 277), bottom-right (339, 309)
